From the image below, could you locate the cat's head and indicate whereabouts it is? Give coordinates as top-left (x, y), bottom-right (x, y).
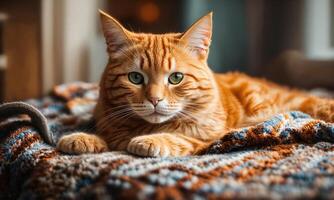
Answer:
top-left (99, 10), bottom-right (217, 124)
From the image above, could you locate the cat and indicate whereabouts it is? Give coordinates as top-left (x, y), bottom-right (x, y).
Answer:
top-left (57, 10), bottom-right (334, 157)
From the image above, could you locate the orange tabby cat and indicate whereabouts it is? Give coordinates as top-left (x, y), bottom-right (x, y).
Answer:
top-left (57, 11), bottom-right (334, 157)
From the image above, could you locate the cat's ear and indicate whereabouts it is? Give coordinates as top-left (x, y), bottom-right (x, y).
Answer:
top-left (99, 10), bottom-right (131, 55)
top-left (180, 12), bottom-right (213, 60)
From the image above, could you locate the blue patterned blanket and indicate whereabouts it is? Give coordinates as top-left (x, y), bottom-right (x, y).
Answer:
top-left (0, 82), bottom-right (334, 199)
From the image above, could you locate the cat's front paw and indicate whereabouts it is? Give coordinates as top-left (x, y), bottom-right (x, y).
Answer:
top-left (127, 134), bottom-right (192, 157)
top-left (57, 132), bottom-right (108, 154)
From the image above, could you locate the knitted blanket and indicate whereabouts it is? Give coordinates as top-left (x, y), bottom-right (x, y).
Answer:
top-left (1, 82), bottom-right (334, 199)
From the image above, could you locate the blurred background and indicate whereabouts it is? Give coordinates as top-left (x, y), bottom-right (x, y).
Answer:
top-left (0, 0), bottom-right (334, 102)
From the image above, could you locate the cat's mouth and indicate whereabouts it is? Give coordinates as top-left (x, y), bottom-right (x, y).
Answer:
top-left (131, 102), bottom-right (180, 124)
top-left (149, 111), bottom-right (170, 116)
top-left (141, 111), bottom-right (175, 124)
top-left (141, 108), bottom-right (174, 117)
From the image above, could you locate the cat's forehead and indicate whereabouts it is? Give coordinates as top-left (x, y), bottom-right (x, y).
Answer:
top-left (133, 51), bottom-right (177, 73)
top-left (130, 34), bottom-right (182, 72)
top-left (134, 33), bottom-right (180, 50)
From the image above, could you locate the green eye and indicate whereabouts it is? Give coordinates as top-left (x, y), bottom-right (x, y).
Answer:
top-left (128, 72), bottom-right (144, 85)
top-left (168, 72), bottom-right (184, 85)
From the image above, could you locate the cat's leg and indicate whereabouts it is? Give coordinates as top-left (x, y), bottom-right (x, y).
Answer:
top-left (127, 133), bottom-right (207, 157)
top-left (57, 132), bottom-right (109, 154)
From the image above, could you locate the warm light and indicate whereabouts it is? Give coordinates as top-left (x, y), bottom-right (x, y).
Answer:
top-left (138, 2), bottom-right (160, 23)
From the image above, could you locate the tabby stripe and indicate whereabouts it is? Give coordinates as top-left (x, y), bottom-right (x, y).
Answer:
top-left (147, 36), bottom-right (153, 49)
top-left (243, 89), bottom-right (256, 97)
top-left (154, 36), bottom-right (160, 71)
top-left (179, 82), bottom-right (195, 88)
top-left (168, 38), bottom-right (181, 44)
top-left (144, 50), bottom-right (152, 69)
top-left (181, 86), bottom-right (212, 91)
top-left (168, 57), bottom-right (173, 70)
top-left (107, 73), bottom-right (127, 85)
top-left (284, 93), bottom-right (299, 103)
top-left (151, 37), bottom-right (156, 70)
top-left (189, 63), bottom-right (206, 71)
top-left (102, 128), bottom-right (129, 139)
top-left (161, 39), bottom-right (167, 68)
top-left (107, 74), bottom-right (127, 82)
top-left (192, 95), bottom-right (213, 103)
top-left (156, 37), bottom-right (161, 70)
top-left (111, 92), bottom-right (133, 101)
top-left (172, 122), bottom-right (181, 131)
top-left (184, 73), bottom-right (203, 82)
top-left (107, 72), bottom-right (127, 77)
top-left (139, 56), bottom-right (144, 70)
top-left (198, 86), bottom-right (213, 90)
top-left (109, 63), bottom-right (123, 69)
top-left (132, 124), bottom-right (152, 135)
top-left (106, 85), bottom-right (129, 90)
top-left (108, 133), bottom-right (130, 142)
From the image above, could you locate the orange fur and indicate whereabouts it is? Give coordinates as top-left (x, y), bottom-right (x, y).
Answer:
top-left (57, 132), bottom-right (108, 154)
top-left (57, 11), bottom-right (334, 157)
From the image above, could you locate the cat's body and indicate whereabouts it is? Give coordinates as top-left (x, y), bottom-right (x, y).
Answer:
top-left (57, 11), bottom-right (334, 157)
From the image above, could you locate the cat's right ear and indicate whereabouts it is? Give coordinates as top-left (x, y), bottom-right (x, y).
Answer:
top-left (180, 12), bottom-right (212, 60)
top-left (99, 10), bottom-right (130, 55)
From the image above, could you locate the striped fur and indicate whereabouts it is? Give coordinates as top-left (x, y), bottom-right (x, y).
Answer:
top-left (1, 83), bottom-right (334, 199)
top-left (57, 11), bottom-right (334, 157)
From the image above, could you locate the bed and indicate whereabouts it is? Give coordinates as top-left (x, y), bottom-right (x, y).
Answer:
top-left (1, 82), bottom-right (334, 199)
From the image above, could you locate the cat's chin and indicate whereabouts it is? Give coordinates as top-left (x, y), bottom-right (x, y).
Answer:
top-left (141, 113), bottom-right (174, 124)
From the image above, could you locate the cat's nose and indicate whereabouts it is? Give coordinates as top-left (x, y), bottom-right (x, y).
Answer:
top-left (149, 97), bottom-right (163, 106)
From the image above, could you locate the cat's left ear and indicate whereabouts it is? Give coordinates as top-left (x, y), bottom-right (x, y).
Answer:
top-left (180, 12), bottom-right (213, 60)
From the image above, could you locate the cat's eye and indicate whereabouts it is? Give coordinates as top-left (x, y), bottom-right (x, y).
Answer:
top-left (128, 72), bottom-right (144, 85)
top-left (168, 72), bottom-right (184, 85)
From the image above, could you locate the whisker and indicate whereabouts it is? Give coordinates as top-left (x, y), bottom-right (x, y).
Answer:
top-left (96, 107), bottom-right (133, 131)
top-left (97, 109), bottom-right (133, 125)
top-left (179, 110), bottom-right (199, 123)
top-left (98, 104), bottom-right (131, 114)
top-left (176, 112), bottom-right (196, 124)
top-left (97, 110), bottom-right (132, 132)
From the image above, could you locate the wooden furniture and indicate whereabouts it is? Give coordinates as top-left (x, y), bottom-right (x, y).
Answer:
top-left (0, 13), bottom-right (6, 101)
top-left (267, 50), bottom-right (334, 90)
top-left (0, 0), bottom-right (42, 102)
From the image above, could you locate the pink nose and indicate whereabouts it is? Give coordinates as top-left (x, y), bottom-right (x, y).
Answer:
top-left (149, 97), bottom-right (162, 106)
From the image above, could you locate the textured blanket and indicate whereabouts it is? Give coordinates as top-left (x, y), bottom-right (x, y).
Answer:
top-left (1, 82), bottom-right (334, 199)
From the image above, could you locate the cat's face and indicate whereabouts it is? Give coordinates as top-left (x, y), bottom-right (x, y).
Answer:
top-left (100, 10), bottom-right (215, 124)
